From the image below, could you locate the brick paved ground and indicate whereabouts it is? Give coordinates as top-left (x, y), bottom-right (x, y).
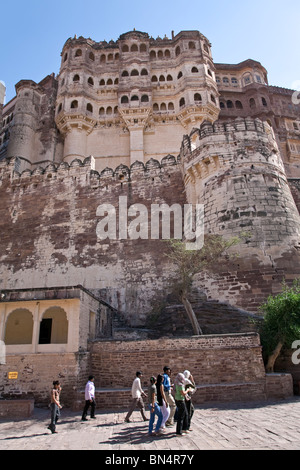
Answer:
top-left (0, 397), bottom-right (300, 451)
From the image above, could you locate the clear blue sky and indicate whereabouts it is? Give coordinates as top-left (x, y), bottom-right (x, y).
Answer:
top-left (1, 0), bottom-right (300, 104)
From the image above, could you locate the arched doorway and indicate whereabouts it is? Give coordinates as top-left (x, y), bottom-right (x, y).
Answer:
top-left (39, 307), bottom-right (68, 344)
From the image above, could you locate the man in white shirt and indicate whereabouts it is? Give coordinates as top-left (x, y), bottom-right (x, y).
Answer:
top-left (82, 375), bottom-right (96, 421)
top-left (124, 371), bottom-right (148, 423)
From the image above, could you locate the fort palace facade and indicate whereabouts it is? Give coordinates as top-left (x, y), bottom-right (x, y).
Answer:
top-left (1, 30), bottom-right (300, 406)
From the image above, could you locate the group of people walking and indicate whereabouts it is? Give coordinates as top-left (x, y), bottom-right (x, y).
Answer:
top-left (125, 366), bottom-right (196, 437)
top-left (47, 368), bottom-right (195, 437)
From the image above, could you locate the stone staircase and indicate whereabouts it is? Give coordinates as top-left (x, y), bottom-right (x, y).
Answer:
top-left (146, 290), bottom-right (262, 338)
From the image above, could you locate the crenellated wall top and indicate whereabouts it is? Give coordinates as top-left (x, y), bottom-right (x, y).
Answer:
top-left (0, 154), bottom-right (180, 186)
top-left (181, 117), bottom-right (278, 158)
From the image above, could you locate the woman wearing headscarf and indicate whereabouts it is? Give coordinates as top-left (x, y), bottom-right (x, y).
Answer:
top-left (174, 372), bottom-right (189, 436)
top-left (183, 370), bottom-right (196, 430)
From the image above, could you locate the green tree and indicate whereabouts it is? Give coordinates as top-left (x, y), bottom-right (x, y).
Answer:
top-left (166, 234), bottom-right (240, 335)
top-left (259, 281), bottom-right (300, 373)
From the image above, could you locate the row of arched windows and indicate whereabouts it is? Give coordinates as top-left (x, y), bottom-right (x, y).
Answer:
top-left (153, 102), bottom-right (175, 112)
top-left (68, 65), bottom-right (211, 89)
top-left (63, 40), bottom-right (211, 65)
top-left (121, 68), bottom-right (149, 77)
top-left (220, 97), bottom-right (268, 110)
top-left (220, 100), bottom-right (243, 110)
top-left (58, 91), bottom-right (206, 115)
top-left (120, 95), bottom-right (149, 104)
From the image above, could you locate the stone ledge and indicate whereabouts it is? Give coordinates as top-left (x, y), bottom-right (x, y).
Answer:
top-left (265, 373), bottom-right (293, 399)
top-left (0, 399), bottom-right (34, 418)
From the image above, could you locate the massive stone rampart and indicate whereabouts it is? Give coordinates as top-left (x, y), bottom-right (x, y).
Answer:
top-left (1, 117), bottom-right (300, 325)
top-left (181, 117), bottom-right (300, 311)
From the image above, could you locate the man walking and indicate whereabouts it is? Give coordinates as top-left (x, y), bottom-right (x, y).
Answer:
top-left (163, 366), bottom-right (176, 426)
top-left (48, 380), bottom-right (62, 434)
top-left (125, 371), bottom-right (148, 423)
top-left (82, 375), bottom-right (96, 421)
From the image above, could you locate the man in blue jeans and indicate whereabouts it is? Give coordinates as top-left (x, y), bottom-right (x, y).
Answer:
top-left (163, 366), bottom-right (176, 426)
top-left (148, 376), bottom-right (163, 436)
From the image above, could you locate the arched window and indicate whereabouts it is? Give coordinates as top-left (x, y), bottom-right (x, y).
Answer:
top-left (99, 79), bottom-right (105, 86)
top-left (191, 67), bottom-right (198, 73)
top-left (114, 106), bottom-right (118, 114)
top-left (262, 97), bottom-right (268, 107)
top-left (211, 95), bottom-right (216, 104)
top-left (57, 103), bottom-right (62, 113)
top-left (158, 50), bottom-right (163, 58)
top-left (131, 69), bottom-right (139, 76)
top-left (150, 50), bottom-right (156, 59)
top-left (179, 97), bottom-right (185, 107)
top-left (5, 309), bottom-right (33, 345)
top-left (175, 46), bottom-right (181, 56)
top-left (220, 101), bottom-right (225, 109)
top-left (107, 53), bottom-right (113, 61)
top-left (249, 98), bottom-right (256, 108)
top-left (131, 44), bottom-right (138, 52)
top-left (151, 75), bottom-right (158, 82)
top-left (121, 70), bottom-right (129, 77)
top-left (122, 44), bottom-right (129, 52)
top-left (165, 49), bottom-right (170, 58)
top-left (194, 93), bottom-right (202, 102)
top-left (141, 95), bottom-right (149, 102)
top-left (159, 75), bottom-right (165, 82)
top-left (73, 74), bottom-right (80, 82)
top-left (168, 102), bottom-right (174, 110)
top-left (99, 107), bottom-right (105, 115)
top-left (131, 95), bottom-right (139, 101)
top-left (140, 43), bottom-right (147, 52)
top-left (115, 53), bottom-right (119, 60)
top-left (100, 54), bottom-right (106, 63)
top-left (188, 41), bottom-right (196, 49)
top-left (167, 74), bottom-right (173, 81)
top-left (207, 69), bottom-right (213, 77)
top-left (107, 106), bottom-right (112, 115)
top-left (236, 100), bottom-right (243, 109)
top-left (63, 53), bottom-right (68, 62)
top-left (89, 52), bottom-right (95, 61)
top-left (71, 100), bottom-right (78, 109)
top-left (86, 103), bottom-right (93, 112)
top-left (88, 77), bottom-right (94, 86)
top-left (160, 103), bottom-right (167, 111)
top-left (75, 49), bottom-right (82, 57)
top-left (114, 78), bottom-right (119, 85)
top-left (177, 71), bottom-right (183, 79)
top-left (107, 78), bottom-right (113, 85)
top-left (153, 103), bottom-right (159, 111)
top-left (121, 96), bottom-right (129, 103)
top-left (141, 68), bottom-right (148, 76)
top-left (227, 100), bottom-right (234, 109)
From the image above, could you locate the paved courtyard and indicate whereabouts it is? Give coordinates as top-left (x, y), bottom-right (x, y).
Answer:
top-left (0, 397), bottom-right (300, 451)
